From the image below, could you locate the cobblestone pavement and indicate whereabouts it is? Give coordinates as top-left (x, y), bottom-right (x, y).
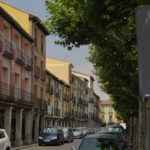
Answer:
top-left (20, 139), bottom-right (81, 150)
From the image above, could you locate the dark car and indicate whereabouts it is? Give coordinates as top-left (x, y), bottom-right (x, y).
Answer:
top-left (62, 127), bottom-right (74, 143)
top-left (38, 128), bottom-right (64, 146)
top-left (71, 133), bottom-right (127, 150)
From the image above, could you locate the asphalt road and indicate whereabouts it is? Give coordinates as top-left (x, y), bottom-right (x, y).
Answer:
top-left (22, 139), bottom-right (81, 150)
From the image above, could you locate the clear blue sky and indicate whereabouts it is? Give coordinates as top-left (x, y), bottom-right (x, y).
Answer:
top-left (5, 0), bottom-right (109, 99)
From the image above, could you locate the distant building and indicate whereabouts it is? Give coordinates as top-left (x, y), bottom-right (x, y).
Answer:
top-left (45, 70), bottom-right (71, 128)
top-left (72, 71), bottom-right (100, 127)
top-left (99, 100), bottom-right (119, 125)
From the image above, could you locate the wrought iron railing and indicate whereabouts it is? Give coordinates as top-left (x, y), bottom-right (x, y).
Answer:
top-left (34, 66), bottom-right (41, 78)
top-left (15, 50), bottom-right (25, 65)
top-left (0, 82), bottom-right (33, 104)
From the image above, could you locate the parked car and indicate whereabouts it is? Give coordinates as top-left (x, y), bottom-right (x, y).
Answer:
top-left (71, 133), bottom-right (127, 150)
top-left (0, 129), bottom-right (11, 150)
top-left (72, 128), bottom-right (83, 139)
top-left (38, 128), bottom-right (64, 146)
top-left (62, 127), bottom-right (74, 143)
top-left (80, 127), bottom-right (89, 137)
top-left (107, 124), bottom-right (125, 134)
top-left (97, 126), bottom-right (127, 149)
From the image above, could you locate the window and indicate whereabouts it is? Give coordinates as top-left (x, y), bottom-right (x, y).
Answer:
top-left (24, 78), bottom-right (29, 91)
top-left (34, 85), bottom-right (38, 98)
top-left (40, 87), bottom-right (43, 99)
top-left (0, 131), bottom-right (5, 139)
top-left (41, 34), bottom-right (44, 54)
top-left (15, 73), bottom-right (20, 89)
top-left (3, 23), bottom-right (11, 41)
top-left (34, 56), bottom-right (37, 64)
top-left (34, 27), bottom-right (38, 47)
top-left (2, 67), bottom-right (9, 83)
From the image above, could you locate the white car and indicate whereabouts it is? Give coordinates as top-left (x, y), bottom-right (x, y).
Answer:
top-left (0, 129), bottom-right (11, 150)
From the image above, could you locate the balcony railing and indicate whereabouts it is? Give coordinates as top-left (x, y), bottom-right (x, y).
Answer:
top-left (0, 31), bottom-right (14, 59)
top-left (0, 82), bottom-right (33, 104)
top-left (25, 56), bottom-right (32, 71)
top-left (3, 40), bottom-right (14, 59)
top-left (34, 66), bottom-right (41, 79)
top-left (0, 82), bottom-right (10, 100)
top-left (15, 50), bottom-right (25, 65)
top-left (21, 90), bottom-right (31, 101)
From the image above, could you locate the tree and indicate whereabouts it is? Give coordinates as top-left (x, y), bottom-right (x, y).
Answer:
top-left (45, 0), bottom-right (139, 120)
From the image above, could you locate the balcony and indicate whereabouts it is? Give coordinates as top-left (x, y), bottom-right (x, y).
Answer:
top-left (21, 90), bottom-right (31, 102)
top-left (3, 40), bottom-right (14, 59)
top-left (25, 56), bottom-right (32, 71)
top-left (0, 31), bottom-right (13, 59)
top-left (0, 82), bottom-right (11, 101)
top-left (34, 66), bottom-right (41, 79)
top-left (15, 50), bottom-right (25, 65)
top-left (0, 82), bottom-right (33, 105)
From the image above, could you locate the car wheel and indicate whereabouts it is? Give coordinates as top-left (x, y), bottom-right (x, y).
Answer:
top-left (71, 138), bottom-right (74, 143)
top-left (38, 143), bottom-right (43, 146)
top-left (62, 139), bottom-right (65, 145)
top-left (6, 147), bottom-right (10, 150)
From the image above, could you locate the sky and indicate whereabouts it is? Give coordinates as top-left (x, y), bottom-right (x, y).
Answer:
top-left (5, 0), bottom-right (109, 100)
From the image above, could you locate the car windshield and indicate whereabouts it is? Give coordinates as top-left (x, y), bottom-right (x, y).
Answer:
top-left (73, 128), bottom-right (80, 132)
top-left (108, 127), bottom-right (121, 133)
top-left (41, 128), bottom-right (57, 136)
top-left (79, 138), bottom-right (119, 150)
top-left (63, 128), bottom-right (68, 132)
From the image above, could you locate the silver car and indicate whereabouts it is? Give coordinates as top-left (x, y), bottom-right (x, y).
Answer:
top-left (0, 129), bottom-right (11, 150)
top-left (72, 128), bottom-right (83, 139)
top-left (62, 128), bottom-right (74, 143)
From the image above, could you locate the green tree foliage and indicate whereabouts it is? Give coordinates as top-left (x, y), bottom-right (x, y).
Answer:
top-left (45, 0), bottom-right (141, 120)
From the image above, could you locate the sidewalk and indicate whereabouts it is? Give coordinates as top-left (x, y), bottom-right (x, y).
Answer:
top-left (12, 144), bottom-right (37, 150)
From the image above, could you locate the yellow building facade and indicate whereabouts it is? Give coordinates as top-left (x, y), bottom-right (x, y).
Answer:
top-left (99, 100), bottom-right (119, 125)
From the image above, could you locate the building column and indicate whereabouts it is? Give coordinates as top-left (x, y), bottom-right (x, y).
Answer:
top-left (34, 112), bottom-right (39, 143)
top-left (4, 107), bottom-right (12, 138)
top-left (15, 109), bottom-right (23, 146)
top-left (25, 110), bottom-right (33, 145)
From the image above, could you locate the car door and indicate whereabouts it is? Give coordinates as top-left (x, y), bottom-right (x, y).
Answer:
top-left (0, 130), bottom-right (6, 150)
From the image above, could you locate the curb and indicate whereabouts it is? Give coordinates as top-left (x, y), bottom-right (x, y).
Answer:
top-left (12, 144), bottom-right (37, 150)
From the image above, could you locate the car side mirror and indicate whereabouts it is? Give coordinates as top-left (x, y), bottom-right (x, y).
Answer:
top-left (71, 146), bottom-right (77, 150)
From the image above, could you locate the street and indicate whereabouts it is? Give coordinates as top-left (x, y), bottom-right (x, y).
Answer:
top-left (22, 139), bottom-right (81, 150)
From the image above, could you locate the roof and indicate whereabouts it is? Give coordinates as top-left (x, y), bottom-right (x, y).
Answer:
top-left (0, 1), bottom-right (49, 35)
top-left (100, 100), bottom-right (113, 105)
top-left (29, 14), bottom-right (49, 35)
top-left (46, 57), bottom-right (73, 66)
top-left (73, 71), bottom-right (95, 81)
top-left (0, 7), bottom-right (33, 42)
top-left (46, 69), bottom-right (70, 87)
top-left (46, 57), bottom-right (73, 85)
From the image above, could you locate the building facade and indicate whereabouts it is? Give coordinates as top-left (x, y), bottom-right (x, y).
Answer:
top-left (45, 70), bottom-right (71, 128)
top-left (72, 71), bottom-right (100, 127)
top-left (0, 1), bottom-right (49, 146)
top-left (71, 73), bottom-right (89, 127)
top-left (0, 6), bottom-right (34, 146)
top-left (99, 100), bottom-right (119, 125)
